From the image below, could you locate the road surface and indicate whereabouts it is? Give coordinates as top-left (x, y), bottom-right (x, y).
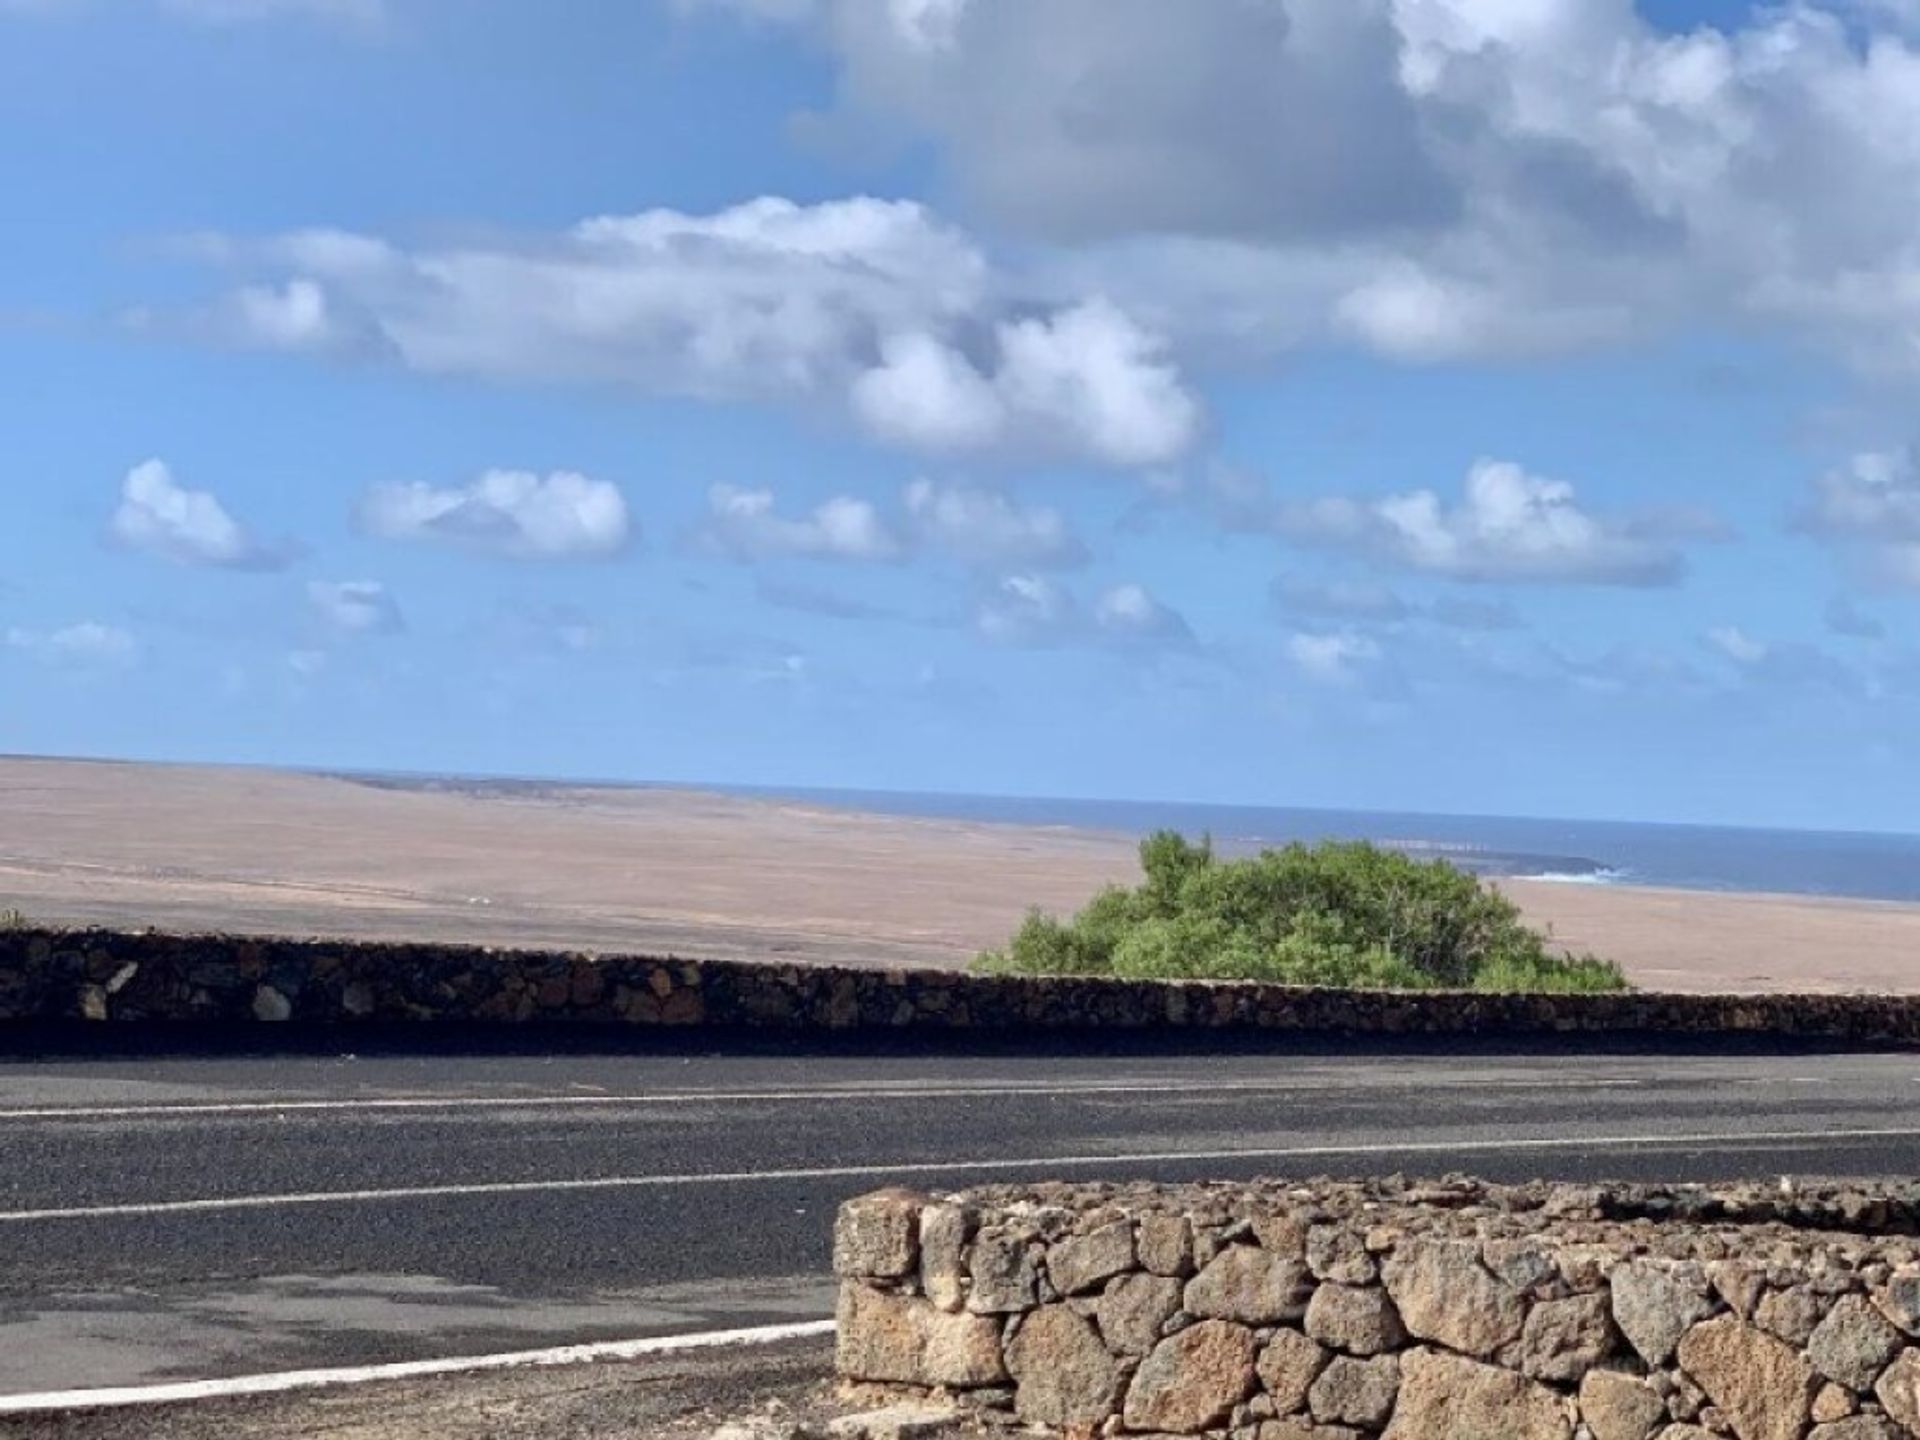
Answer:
top-left (2, 1034), bottom-right (1918, 1401)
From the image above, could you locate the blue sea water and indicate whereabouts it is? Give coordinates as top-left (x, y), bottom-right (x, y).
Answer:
top-left (719, 785), bottom-right (1920, 904)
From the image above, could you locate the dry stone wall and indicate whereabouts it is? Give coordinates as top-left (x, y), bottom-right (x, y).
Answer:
top-left (834, 1177), bottom-right (1920, 1440)
top-left (6, 925), bottom-right (1920, 1044)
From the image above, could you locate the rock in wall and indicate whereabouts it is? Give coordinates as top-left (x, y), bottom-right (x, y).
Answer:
top-left (834, 1176), bottom-right (1920, 1440)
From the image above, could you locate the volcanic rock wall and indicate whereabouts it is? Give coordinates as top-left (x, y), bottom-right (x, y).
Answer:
top-left (7, 926), bottom-right (1920, 1044)
top-left (833, 1177), bottom-right (1920, 1440)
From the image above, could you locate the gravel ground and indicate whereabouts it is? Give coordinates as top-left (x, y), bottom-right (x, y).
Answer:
top-left (0, 1338), bottom-right (883, 1440)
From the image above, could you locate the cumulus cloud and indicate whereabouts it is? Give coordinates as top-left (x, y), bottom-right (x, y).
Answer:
top-left (356, 470), bottom-right (633, 560)
top-left (308, 580), bottom-right (403, 635)
top-left (1800, 450), bottom-right (1920, 539)
top-left (703, 478), bottom-right (1083, 570)
top-left (167, 0), bottom-right (1920, 466)
top-left (711, 0), bottom-right (1447, 245)
top-left (1091, 582), bottom-right (1193, 647)
top-left (988, 300), bottom-right (1198, 465)
top-left (851, 300), bottom-right (1197, 464)
top-left (974, 573), bottom-right (1191, 648)
top-left (200, 198), bottom-right (979, 382)
top-left (6, 621), bottom-right (135, 666)
top-left (224, 279), bottom-right (356, 354)
top-left (108, 459), bottom-right (289, 570)
top-left (1276, 459), bottom-right (1686, 586)
top-left (1702, 624), bottom-right (1862, 693)
top-left (974, 574), bottom-right (1077, 645)
top-left (1286, 631), bottom-right (1383, 685)
top-left (181, 200), bottom-right (1199, 469)
top-left (901, 478), bottom-right (1084, 569)
top-left (1794, 448), bottom-right (1920, 588)
top-left (848, 333), bottom-right (1005, 451)
top-left (1706, 625), bottom-right (1770, 666)
top-left (699, 485), bottom-right (904, 562)
top-left (682, 0), bottom-right (1920, 380)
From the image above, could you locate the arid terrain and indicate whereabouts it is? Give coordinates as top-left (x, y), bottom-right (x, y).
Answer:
top-left (4, 756), bottom-right (1919, 993)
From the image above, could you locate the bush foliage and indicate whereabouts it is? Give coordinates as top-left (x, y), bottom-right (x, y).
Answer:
top-left (976, 832), bottom-right (1628, 993)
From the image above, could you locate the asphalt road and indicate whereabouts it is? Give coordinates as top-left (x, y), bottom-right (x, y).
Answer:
top-left (3, 1035), bottom-right (1920, 1401)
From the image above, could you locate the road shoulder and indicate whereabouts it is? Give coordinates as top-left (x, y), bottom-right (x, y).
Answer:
top-left (2, 1336), bottom-right (838, 1440)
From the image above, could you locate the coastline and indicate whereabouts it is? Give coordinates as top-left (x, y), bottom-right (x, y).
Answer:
top-left (3, 756), bottom-right (1918, 995)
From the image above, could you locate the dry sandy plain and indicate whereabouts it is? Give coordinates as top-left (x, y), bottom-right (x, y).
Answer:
top-left (3, 755), bottom-right (1919, 994)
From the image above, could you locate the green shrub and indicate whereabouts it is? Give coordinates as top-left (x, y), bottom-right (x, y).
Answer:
top-left (976, 832), bottom-right (1628, 993)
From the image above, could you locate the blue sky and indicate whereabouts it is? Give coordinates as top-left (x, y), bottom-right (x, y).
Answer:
top-left (5, 0), bottom-right (1920, 830)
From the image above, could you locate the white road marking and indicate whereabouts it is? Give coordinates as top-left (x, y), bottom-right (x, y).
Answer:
top-left (0, 1075), bottom-right (1642, 1122)
top-left (0, 1319), bottom-right (837, 1415)
top-left (1, 1124), bottom-right (1907, 1225)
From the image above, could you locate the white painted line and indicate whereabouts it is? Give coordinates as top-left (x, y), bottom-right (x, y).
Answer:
top-left (0, 1076), bottom-right (1642, 1122)
top-left (2, 1124), bottom-right (1909, 1225)
top-left (0, 1319), bottom-right (837, 1416)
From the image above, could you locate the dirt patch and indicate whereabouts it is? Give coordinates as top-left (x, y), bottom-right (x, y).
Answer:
top-left (8, 756), bottom-right (1920, 994)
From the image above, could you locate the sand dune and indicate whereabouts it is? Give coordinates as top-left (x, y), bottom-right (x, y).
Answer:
top-left (2, 756), bottom-right (1916, 994)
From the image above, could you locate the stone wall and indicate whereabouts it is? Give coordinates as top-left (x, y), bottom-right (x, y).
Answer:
top-left (6, 924), bottom-right (1920, 1044)
top-left (833, 1177), bottom-right (1920, 1440)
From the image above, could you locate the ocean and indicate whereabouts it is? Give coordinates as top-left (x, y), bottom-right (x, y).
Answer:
top-left (720, 785), bottom-right (1920, 905)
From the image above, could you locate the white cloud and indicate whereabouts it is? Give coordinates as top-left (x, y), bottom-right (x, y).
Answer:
top-left (853, 300), bottom-right (1203, 466)
top-left (1706, 625), bottom-right (1769, 666)
top-left (1701, 625), bottom-right (1862, 693)
top-left (1801, 449), bottom-right (1920, 537)
top-left (108, 459), bottom-right (288, 570)
top-left (1092, 583), bottom-right (1193, 647)
top-left (1797, 448), bottom-right (1920, 588)
top-left (849, 332), bottom-right (1006, 451)
top-left (308, 580), bottom-right (403, 635)
top-left (1332, 263), bottom-right (1628, 363)
top-left (209, 197), bottom-right (983, 383)
top-left (1286, 631), bottom-right (1383, 685)
top-left (6, 621), bottom-right (135, 666)
top-left (901, 478), bottom-right (1084, 568)
top-left (973, 573), bottom-right (1078, 645)
top-left (179, 199), bottom-right (1200, 468)
top-left (356, 470), bottom-right (633, 560)
top-left (974, 573), bottom-right (1191, 648)
top-left (991, 299), bottom-right (1199, 466)
top-left (1277, 458), bottom-right (1685, 586)
top-left (703, 478), bottom-right (1082, 570)
top-left (699, 485), bottom-right (904, 562)
top-left (681, 1), bottom-right (1920, 380)
top-left (225, 279), bottom-right (351, 354)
